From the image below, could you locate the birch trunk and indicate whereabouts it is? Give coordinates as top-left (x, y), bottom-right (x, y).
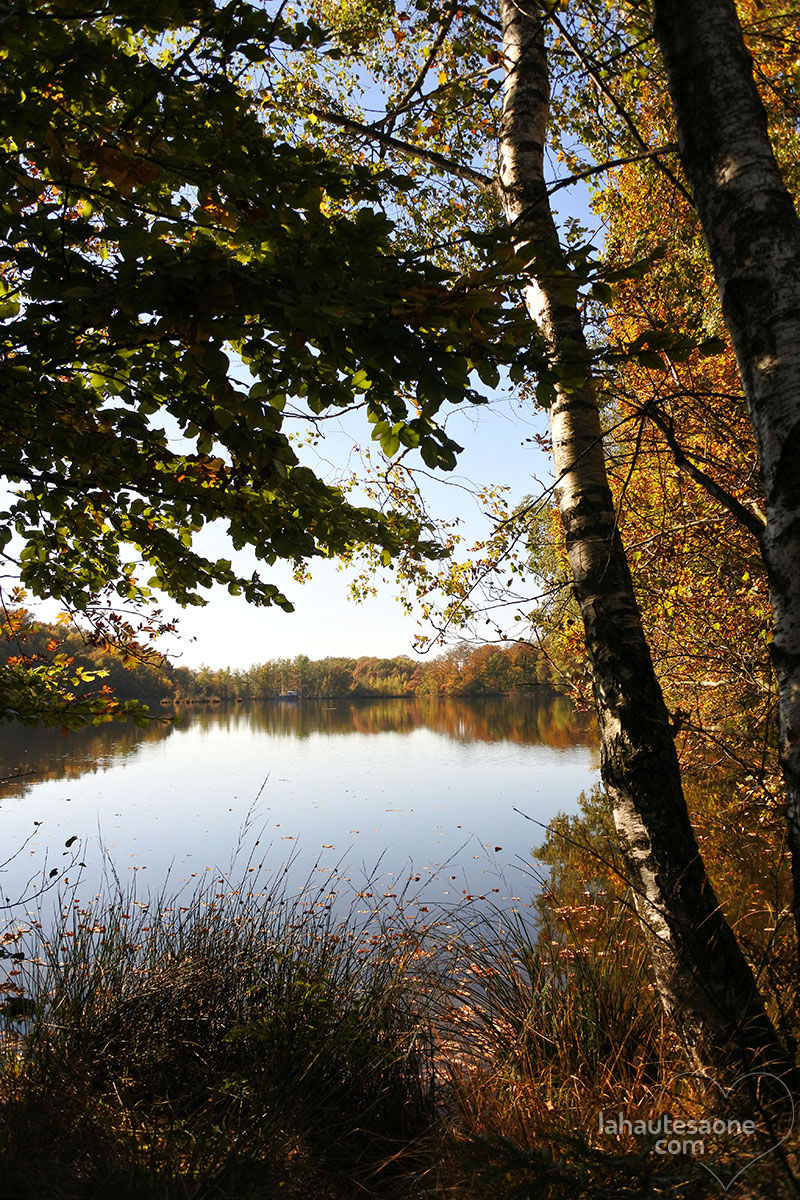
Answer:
top-left (497, 0), bottom-right (791, 1077)
top-left (651, 0), bottom-right (800, 971)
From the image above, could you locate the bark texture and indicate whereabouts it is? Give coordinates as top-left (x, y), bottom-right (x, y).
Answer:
top-left (652, 0), bottom-right (800, 970)
top-left (497, 0), bottom-right (792, 1078)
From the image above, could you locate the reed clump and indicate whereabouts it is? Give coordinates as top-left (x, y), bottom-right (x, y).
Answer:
top-left (430, 895), bottom-right (708, 1199)
top-left (0, 872), bottom-right (443, 1199)
top-left (1, 837), bottom-right (797, 1198)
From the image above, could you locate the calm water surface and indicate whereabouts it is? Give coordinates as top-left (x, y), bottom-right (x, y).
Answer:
top-left (0, 695), bottom-right (598, 914)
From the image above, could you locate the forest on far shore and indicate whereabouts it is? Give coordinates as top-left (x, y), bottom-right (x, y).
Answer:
top-left (0, 611), bottom-right (554, 705)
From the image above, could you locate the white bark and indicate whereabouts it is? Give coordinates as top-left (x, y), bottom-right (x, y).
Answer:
top-left (652, 0), bottom-right (800, 965)
top-left (498, 0), bottom-right (793, 1078)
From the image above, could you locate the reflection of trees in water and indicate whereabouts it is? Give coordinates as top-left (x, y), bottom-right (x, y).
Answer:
top-left (421, 695), bottom-right (593, 749)
top-left (0, 718), bottom-right (174, 799)
top-left (0, 695), bottom-right (596, 802)
top-left (183, 694), bottom-right (596, 749)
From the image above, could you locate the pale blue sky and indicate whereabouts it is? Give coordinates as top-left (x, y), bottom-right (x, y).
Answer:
top-left (160, 185), bottom-right (598, 670)
top-left (3, 372), bottom-right (553, 669)
top-left (158, 380), bottom-right (554, 669)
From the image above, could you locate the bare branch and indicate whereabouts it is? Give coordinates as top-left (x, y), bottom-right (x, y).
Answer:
top-left (549, 12), bottom-right (694, 207)
top-left (306, 105), bottom-right (495, 189)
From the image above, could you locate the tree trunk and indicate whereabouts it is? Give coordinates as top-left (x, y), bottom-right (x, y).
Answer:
top-left (651, 0), bottom-right (800, 973)
top-left (498, 0), bottom-right (792, 1079)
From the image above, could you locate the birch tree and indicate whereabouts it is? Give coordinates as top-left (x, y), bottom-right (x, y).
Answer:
top-left (495, 0), bottom-right (791, 1079)
top-left (650, 0), bottom-right (800, 963)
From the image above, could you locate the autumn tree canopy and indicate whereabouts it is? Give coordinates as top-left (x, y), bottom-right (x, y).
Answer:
top-left (0, 0), bottom-right (531, 722)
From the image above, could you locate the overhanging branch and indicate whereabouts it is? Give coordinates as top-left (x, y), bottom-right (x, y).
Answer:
top-left (648, 405), bottom-right (766, 538)
top-left (306, 106), bottom-right (495, 189)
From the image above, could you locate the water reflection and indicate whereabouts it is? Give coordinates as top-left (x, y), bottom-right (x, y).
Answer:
top-left (0, 718), bottom-right (174, 800)
top-left (0, 695), bottom-right (598, 915)
top-left (0, 694), bottom-right (594, 802)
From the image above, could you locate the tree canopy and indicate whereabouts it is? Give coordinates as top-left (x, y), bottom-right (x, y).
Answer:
top-left (0, 0), bottom-right (535, 721)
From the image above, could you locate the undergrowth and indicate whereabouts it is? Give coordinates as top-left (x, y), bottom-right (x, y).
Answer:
top-left (1, 813), bottom-right (798, 1199)
top-left (0, 868), bottom-right (441, 1199)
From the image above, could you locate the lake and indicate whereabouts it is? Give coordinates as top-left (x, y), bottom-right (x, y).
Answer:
top-left (0, 694), bottom-right (599, 920)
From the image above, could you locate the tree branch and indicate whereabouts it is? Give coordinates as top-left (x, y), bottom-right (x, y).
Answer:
top-left (549, 12), bottom-right (694, 207)
top-left (306, 106), bottom-right (495, 189)
top-left (547, 143), bottom-right (678, 195)
top-left (648, 404), bottom-right (766, 538)
top-left (380, 0), bottom-right (460, 130)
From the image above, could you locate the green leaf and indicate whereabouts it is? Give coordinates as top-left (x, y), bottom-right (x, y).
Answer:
top-left (590, 280), bottom-right (613, 303)
top-left (698, 335), bottom-right (727, 358)
top-left (636, 350), bottom-right (667, 372)
top-left (213, 406), bottom-right (235, 429)
top-left (351, 369), bottom-right (372, 392)
top-left (420, 439), bottom-right (440, 469)
top-left (536, 381), bottom-right (557, 406)
top-left (476, 361), bottom-right (500, 389)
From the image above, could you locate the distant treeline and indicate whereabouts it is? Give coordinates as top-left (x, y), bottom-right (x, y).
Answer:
top-left (1, 615), bottom-right (554, 703)
top-left (173, 642), bottom-right (553, 700)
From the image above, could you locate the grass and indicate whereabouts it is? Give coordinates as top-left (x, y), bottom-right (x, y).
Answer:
top-left (431, 898), bottom-right (715, 1199)
top-left (0, 867), bottom-right (443, 1199)
top-left (1, 854), bottom-right (799, 1199)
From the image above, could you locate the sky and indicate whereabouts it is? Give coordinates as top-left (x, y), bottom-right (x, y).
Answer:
top-left (2, 8), bottom-right (605, 673)
top-left (4, 365), bottom-right (557, 671)
top-left (154, 383), bottom-right (555, 670)
top-left (17, 192), bottom-right (597, 674)
top-left (156, 179), bottom-right (598, 671)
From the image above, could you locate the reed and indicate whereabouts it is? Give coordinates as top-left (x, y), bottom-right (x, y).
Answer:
top-left (1, 847), bottom-right (795, 1198)
top-left (0, 867), bottom-right (443, 1199)
top-left (428, 896), bottom-right (708, 1198)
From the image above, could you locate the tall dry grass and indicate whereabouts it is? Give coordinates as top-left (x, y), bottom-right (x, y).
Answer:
top-left (1, 834), bottom-right (798, 1198)
top-left (0, 867), bottom-right (445, 1199)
